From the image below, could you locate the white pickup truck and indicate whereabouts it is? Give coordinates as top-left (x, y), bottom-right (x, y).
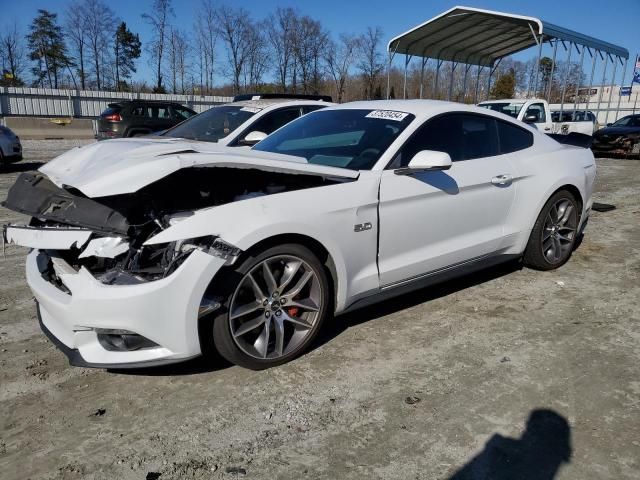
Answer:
top-left (478, 98), bottom-right (597, 136)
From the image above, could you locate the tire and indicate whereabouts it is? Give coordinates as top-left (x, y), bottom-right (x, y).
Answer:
top-left (211, 243), bottom-right (330, 370)
top-left (523, 190), bottom-right (580, 271)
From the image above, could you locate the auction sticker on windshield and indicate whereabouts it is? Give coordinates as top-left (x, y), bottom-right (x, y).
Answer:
top-left (365, 110), bottom-right (409, 121)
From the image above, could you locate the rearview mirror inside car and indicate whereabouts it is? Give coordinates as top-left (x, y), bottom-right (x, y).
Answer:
top-left (395, 150), bottom-right (452, 175)
top-left (241, 130), bottom-right (268, 146)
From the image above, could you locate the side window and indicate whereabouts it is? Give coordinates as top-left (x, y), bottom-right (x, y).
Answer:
top-left (525, 103), bottom-right (546, 123)
top-left (392, 113), bottom-right (499, 167)
top-left (131, 106), bottom-right (145, 116)
top-left (248, 107), bottom-right (302, 136)
top-left (302, 105), bottom-right (326, 115)
top-left (496, 120), bottom-right (534, 154)
top-left (172, 106), bottom-right (195, 121)
top-left (157, 105), bottom-right (171, 119)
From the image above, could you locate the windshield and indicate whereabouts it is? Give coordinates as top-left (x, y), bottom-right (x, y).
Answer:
top-left (252, 109), bottom-right (415, 170)
top-left (611, 115), bottom-right (640, 127)
top-left (163, 105), bottom-right (260, 142)
top-left (479, 102), bottom-right (524, 119)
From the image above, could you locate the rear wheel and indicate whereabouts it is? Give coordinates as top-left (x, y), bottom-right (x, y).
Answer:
top-left (523, 190), bottom-right (579, 270)
top-left (211, 244), bottom-right (330, 370)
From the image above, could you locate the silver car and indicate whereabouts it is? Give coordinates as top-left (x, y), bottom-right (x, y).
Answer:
top-left (0, 126), bottom-right (22, 164)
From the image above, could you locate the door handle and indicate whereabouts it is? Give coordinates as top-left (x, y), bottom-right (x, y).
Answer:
top-left (491, 174), bottom-right (512, 186)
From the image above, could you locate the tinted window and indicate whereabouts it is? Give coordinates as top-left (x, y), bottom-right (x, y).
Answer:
top-left (247, 107), bottom-right (301, 136)
top-left (100, 106), bottom-right (121, 117)
top-left (392, 113), bottom-right (499, 166)
top-left (479, 102), bottom-right (524, 119)
top-left (130, 105), bottom-right (145, 116)
top-left (172, 105), bottom-right (196, 121)
top-left (253, 109), bottom-right (415, 170)
top-left (302, 105), bottom-right (327, 114)
top-left (497, 120), bottom-right (533, 153)
top-left (163, 105), bottom-right (258, 142)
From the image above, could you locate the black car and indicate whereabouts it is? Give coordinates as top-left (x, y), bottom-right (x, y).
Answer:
top-left (96, 101), bottom-right (197, 140)
top-left (591, 114), bottom-right (640, 158)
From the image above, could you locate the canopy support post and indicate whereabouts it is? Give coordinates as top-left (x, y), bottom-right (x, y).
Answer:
top-left (403, 54), bottom-right (412, 99)
top-left (486, 59), bottom-right (502, 101)
top-left (386, 43), bottom-right (398, 100)
top-left (604, 56), bottom-right (620, 124)
top-left (433, 59), bottom-right (443, 99)
top-left (546, 39), bottom-right (559, 101)
top-left (559, 41), bottom-right (573, 120)
top-left (585, 48), bottom-right (598, 115)
top-left (614, 57), bottom-right (628, 123)
top-left (595, 53), bottom-right (609, 123)
top-left (532, 34), bottom-right (544, 97)
top-left (474, 65), bottom-right (483, 103)
top-left (462, 64), bottom-right (473, 103)
top-left (419, 56), bottom-right (428, 98)
top-left (572, 44), bottom-right (585, 114)
top-left (448, 62), bottom-right (458, 101)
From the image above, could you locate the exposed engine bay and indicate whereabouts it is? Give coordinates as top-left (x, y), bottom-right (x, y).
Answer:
top-left (3, 167), bottom-right (347, 285)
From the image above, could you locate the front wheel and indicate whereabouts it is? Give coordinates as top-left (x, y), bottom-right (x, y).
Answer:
top-left (211, 244), bottom-right (330, 370)
top-left (523, 190), bottom-right (580, 270)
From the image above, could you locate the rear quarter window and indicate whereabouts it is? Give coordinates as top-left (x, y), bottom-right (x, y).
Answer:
top-left (497, 120), bottom-right (534, 154)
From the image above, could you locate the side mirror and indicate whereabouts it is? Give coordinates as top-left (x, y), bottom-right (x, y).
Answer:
top-left (606, 123), bottom-right (612, 127)
top-left (395, 150), bottom-right (452, 175)
top-left (524, 114), bottom-right (538, 123)
top-left (240, 130), bottom-right (267, 146)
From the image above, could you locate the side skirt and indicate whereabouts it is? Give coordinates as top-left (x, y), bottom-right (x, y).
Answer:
top-left (340, 253), bottom-right (521, 314)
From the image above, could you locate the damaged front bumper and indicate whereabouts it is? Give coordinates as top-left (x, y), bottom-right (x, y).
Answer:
top-left (26, 248), bottom-right (226, 368)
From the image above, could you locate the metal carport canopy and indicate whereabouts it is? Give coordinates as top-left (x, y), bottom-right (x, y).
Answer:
top-left (387, 6), bottom-right (629, 67)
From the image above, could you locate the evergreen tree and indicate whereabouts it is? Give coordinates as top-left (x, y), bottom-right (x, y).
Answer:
top-left (490, 68), bottom-right (516, 99)
top-left (114, 22), bottom-right (142, 91)
top-left (27, 10), bottom-right (73, 88)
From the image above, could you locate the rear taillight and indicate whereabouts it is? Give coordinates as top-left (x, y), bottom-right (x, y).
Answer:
top-left (103, 113), bottom-right (122, 122)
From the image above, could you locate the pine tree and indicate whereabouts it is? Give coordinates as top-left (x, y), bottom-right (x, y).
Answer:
top-left (114, 22), bottom-right (142, 91)
top-left (27, 10), bottom-right (73, 88)
top-left (490, 69), bottom-right (516, 99)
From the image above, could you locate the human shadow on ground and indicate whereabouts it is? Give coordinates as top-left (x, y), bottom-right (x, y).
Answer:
top-left (448, 409), bottom-right (572, 480)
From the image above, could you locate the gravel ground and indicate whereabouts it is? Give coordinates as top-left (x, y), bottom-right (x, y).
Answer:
top-left (0, 140), bottom-right (638, 480)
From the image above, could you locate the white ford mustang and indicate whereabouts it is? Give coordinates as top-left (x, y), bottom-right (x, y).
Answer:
top-left (3, 100), bottom-right (596, 370)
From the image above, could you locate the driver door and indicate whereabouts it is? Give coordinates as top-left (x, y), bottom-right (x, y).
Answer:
top-left (378, 113), bottom-right (516, 286)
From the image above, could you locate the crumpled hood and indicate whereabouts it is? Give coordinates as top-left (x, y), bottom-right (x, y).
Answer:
top-left (39, 137), bottom-right (358, 198)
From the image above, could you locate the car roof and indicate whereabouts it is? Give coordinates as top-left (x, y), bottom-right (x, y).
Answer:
top-left (323, 99), bottom-right (532, 121)
top-left (223, 98), bottom-right (334, 109)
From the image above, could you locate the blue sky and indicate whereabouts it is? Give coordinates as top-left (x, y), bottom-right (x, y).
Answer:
top-left (3, 0), bottom-right (639, 85)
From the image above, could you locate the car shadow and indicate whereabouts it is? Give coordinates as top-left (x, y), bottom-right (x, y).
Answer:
top-left (113, 260), bottom-right (522, 377)
top-left (447, 409), bottom-right (572, 480)
top-left (1, 161), bottom-right (44, 173)
top-left (107, 351), bottom-right (233, 377)
top-left (314, 259), bottom-right (522, 350)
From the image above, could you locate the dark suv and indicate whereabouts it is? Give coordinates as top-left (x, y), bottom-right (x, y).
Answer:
top-left (96, 101), bottom-right (197, 140)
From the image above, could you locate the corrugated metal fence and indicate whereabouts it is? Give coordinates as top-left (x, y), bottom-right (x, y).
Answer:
top-left (0, 87), bottom-right (233, 118)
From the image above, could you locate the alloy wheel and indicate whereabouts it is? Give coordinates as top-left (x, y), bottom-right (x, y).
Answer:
top-left (542, 198), bottom-right (577, 264)
top-left (229, 255), bottom-right (323, 360)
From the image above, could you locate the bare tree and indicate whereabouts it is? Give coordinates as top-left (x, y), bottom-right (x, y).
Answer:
top-left (168, 28), bottom-right (190, 94)
top-left (65, 1), bottom-right (87, 89)
top-left (0, 22), bottom-right (27, 86)
top-left (194, 0), bottom-right (216, 93)
top-left (83, 0), bottom-right (116, 89)
top-left (292, 16), bottom-right (328, 94)
top-left (243, 21), bottom-right (269, 91)
top-left (357, 26), bottom-right (384, 99)
top-left (325, 34), bottom-right (357, 103)
top-left (266, 7), bottom-right (297, 92)
top-left (215, 5), bottom-right (252, 94)
top-left (142, 0), bottom-right (174, 93)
